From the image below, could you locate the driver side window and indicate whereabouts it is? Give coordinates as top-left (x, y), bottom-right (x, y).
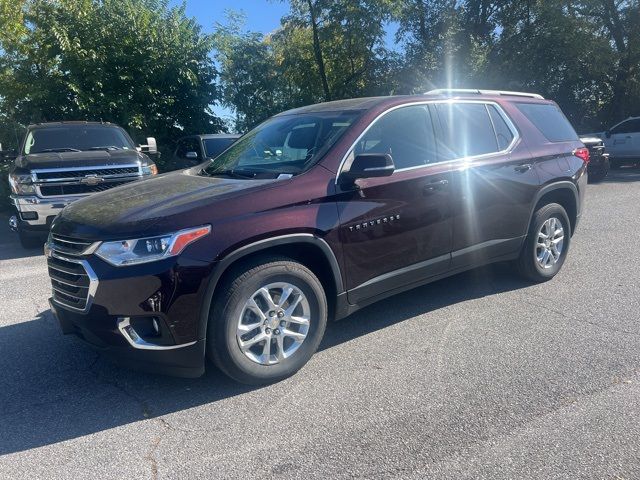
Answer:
top-left (611, 119), bottom-right (640, 135)
top-left (354, 105), bottom-right (436, 169)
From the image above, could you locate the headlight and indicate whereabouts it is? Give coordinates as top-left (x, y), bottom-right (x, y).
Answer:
top-left (8, 173), bottom-right (36, 195)
top-left (141, 164), bottom-right (158, 175)
top-left (95, 225), bottom-right (211, 266)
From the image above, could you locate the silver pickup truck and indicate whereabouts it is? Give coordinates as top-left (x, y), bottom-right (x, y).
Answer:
top-left (4, 121), bottom-right (158, 248)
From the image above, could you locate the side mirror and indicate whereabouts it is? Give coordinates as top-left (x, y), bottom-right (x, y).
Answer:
top-left (605, 130), bottom-right (611, 139)
top-left (140, 137), bottom-right (158, 155)
top-left (185, 151), bottom-right (198, 160)
top-left (340, 153), bottom-right (395, 184)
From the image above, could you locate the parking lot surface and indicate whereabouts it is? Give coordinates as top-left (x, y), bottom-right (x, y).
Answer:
top-left (1, 170), bottom-right (640, 479)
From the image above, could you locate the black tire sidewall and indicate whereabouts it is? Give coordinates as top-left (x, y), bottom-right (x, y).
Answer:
top-left (212, 263), bottom-right (327, 384)
top-left (527, 204), bottom-right (571, 279)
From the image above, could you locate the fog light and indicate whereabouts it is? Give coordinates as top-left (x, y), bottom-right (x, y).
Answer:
top-left (20, 211), bottom-right (38, 220)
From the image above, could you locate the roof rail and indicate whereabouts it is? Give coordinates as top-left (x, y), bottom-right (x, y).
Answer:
top-left (425, 89), bottom-right (544, 100)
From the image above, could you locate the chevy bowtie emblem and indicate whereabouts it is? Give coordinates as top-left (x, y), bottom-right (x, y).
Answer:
top-left (81, 174), bottom-right (104, 186)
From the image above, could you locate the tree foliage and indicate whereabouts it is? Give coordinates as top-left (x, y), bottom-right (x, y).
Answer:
top-left (0, 0), bottom-right (222, 151)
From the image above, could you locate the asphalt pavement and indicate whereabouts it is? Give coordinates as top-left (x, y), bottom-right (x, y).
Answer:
top-left (1, 169), bottom-right (640, 479)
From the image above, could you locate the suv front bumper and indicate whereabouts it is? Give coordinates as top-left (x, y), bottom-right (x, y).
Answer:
top-left (47, 250), bottom-right (212, 377)
top-left (11, 194), bottom-right (85, 229)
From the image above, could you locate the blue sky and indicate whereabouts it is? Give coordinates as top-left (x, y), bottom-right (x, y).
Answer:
top-left (174, 0), bottom-right (289, 34)
top-left (170, 1), bottom-right (290, 122)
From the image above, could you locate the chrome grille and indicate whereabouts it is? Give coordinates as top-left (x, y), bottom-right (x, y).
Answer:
top-left (33, 164), bottom-right (142, 197)
top-left (40, 181), bottom-right (130, 196)
top-left (50, 234), bottom-right (95, 256)
top-left (36, 167), bottom-right (139, 180)
top-left (47, 249), bottom-right (98, 313)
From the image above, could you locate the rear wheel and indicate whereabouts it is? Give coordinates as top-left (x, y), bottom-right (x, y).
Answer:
top-left (515, 203), bottom-right (571, 282)
top-left (207, 257), bottom-right (327, 384)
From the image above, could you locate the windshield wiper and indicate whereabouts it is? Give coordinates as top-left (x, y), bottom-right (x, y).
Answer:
top-left (203, 168), bottom-right (257, 179)
top-left (37, 148), bottom-right (82, 153)
top-left (85, 146), bottom-right (121, 151)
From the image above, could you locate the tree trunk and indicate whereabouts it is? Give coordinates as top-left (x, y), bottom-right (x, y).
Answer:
top-left (306, 0), bottom-right (331, 101)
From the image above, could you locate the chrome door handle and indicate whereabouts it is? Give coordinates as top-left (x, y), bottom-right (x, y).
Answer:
top-left (514, 164), bottom-right (532, 173)
top-left (423, 179), bottom-right (449, 193)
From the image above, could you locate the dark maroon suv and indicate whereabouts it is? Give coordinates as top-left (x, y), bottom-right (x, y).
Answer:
top-left (46, 89), bottom-right (588, 384)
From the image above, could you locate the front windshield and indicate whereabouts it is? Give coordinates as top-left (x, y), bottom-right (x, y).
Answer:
top-left (24, 125), bottom-right (136, 154)
top-left (204, 111), bottom-right (361, 178)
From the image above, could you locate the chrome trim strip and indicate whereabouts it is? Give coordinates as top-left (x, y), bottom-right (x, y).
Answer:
top-left (117, 317), bottom-right (197, 351)
top-left (50, 275), bottom-right (89, 289)
top-left (335, 100), bottom-right (521, 184)
top-left (47, 248), bottom-right (98, 313)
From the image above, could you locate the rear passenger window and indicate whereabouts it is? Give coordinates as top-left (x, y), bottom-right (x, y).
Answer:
top-left (355, 105), bottom-right (437, 169)
top-left (487, 105), bottom-right (515, 150)
top-left (516, 103), bottom-right (579, 142)
top-left (434, 103), bottom-right (499, 159)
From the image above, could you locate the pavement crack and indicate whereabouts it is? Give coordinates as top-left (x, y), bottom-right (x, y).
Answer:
top-left (86, 361), bottom-right (175, 479)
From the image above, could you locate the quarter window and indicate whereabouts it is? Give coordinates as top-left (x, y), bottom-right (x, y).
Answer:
top-left (354, 105), bottom-right (437, 169)
top-left (434, 103), bottom-right (500, 159)
top-left (516, 103), bottom-right (579, 142)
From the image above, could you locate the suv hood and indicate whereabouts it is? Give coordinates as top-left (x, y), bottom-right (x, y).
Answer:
top-left (52, 169), bottom-right (278, 239)
top-left (16, 149), bottom-right (149, 169)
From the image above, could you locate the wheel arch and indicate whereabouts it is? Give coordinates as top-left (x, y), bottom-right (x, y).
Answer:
top-left (198, 234), bottom-right (343, 340)
top-left (530, 181), bottom-right (579, 236)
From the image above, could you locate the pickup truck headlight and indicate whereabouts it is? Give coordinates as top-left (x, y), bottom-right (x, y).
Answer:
top-left (95, 225), bottom-right (211, 266)
top-left (8, 173), bottom-right (36, 195)
top-left (141, 164), bottom-right (158, 175)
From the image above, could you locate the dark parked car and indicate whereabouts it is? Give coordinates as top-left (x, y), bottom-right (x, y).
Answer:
top-left (580, 136), bottom-right (609, 182)
top-left (46, 90), bottom-right (588, 384)
top-left (4, 121), bottom-right (158, 248)
top-left (172, 134), bottom-right (240, 167)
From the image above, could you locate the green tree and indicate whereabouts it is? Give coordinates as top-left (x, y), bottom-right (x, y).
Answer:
top-left (0, 0), bottom-right (222, 156)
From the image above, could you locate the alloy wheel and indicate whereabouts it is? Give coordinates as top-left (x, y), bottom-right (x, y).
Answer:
top-left (235, 282), bottom-right (311, 365)
top-left (536, 217), bottom-right (564, 269)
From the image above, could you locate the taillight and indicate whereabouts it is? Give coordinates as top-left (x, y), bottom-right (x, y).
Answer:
top-left (574, 147), bottom-right (590, 163)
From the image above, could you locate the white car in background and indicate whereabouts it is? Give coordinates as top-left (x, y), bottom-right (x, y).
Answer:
top-left (586, 116), bottom-right (640, 168)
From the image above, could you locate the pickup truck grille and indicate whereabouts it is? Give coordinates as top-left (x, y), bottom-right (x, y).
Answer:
top-left (47, 254), bottom-right (95, 312)
top-left (33, 164), bottom-right (142, 198)
top-left (40, 181), bottom-right (129, 196)
top-left (35, 166), bottom-right (139, 180)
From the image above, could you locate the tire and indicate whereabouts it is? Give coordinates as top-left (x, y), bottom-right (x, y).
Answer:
top-left (515, 203), bottom-right (571, 282)
top-left (18, 229), bottom-right (44, 250)
top-left (207, 256), bottom-right (328, 385)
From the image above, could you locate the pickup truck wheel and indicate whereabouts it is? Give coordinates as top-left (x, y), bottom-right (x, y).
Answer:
top-left (207, 257), bottom-right (327, 385)
top-left (516, 203), bottom-right (571, 282)
top-left (18, 229), bottom-right (44, 250)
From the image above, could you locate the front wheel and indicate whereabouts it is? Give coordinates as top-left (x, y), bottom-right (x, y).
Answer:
top-left (207, 257), bottom-right (327, 384)
top-left (515, 203), bottom-right (571, 282)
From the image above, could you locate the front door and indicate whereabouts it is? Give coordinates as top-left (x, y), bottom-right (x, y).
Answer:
top-left (607, 118), bottom-right (640, 159)
top-left (336, 104), bottom-right (453, 304)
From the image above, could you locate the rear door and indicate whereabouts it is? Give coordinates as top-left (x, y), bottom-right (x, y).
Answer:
top-left (337, 104), bottom-right (453, 304)
top-left (432, 101), bottom-right (539, 268)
